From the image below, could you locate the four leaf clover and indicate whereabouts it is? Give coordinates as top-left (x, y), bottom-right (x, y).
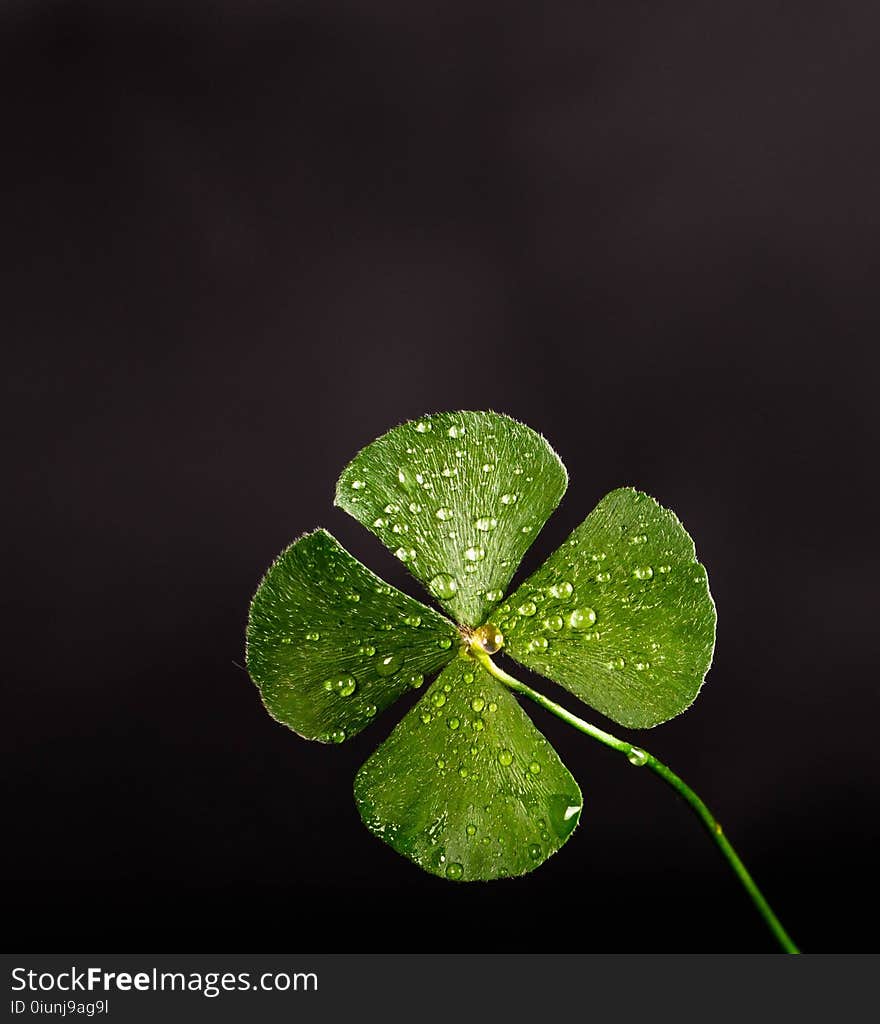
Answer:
top-left (246, 411), bottom-right (716, 881)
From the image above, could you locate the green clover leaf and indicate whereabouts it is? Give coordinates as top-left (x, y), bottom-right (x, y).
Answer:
top-left (246, 411), bottom-right (716, 882)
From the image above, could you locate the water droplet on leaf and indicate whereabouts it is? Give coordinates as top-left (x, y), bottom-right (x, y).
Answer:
top-left (547, 794), bottom-right (581, 839)
top-left (472, 623), bottom-right (504, 653)
top-left (376, 653), bottom-right (402, 677)
top-left (569, 607), bottom-right (597, 630)
top-left (429, 573), bottom-right (458, 599)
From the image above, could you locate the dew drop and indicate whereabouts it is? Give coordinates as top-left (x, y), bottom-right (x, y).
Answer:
top-left (547, 794), bottom-right (581, 839)
top-left (447, 425), bottom-right (465, 439)
top-left (447, 717), bottom-right (460, 730)
top-left (634, 566), bottom-right (654, 580)
top-left (471, 696), bottom-right (485, 712)
top-left (435, 506), bottom-right (453, 521)
top-left (397, 467), bottom-right (419, 493)
top-left (500, 493), bottom-right (518, 505)
top-left (528, 843), bottom-right (542, 861)
top-left (336, 676), bottom-right (357, 697)
top-left (376, 653), bottom-right (403, 677)
top-left (607, 657), bottom-right (626, 670)
top-left (473, 623), bottom-right (504, 654)
top-left (420, 711), bottom-right (432, 724)
top-left (464, 546), bottom-right (486, 562)
top-left (473, 718), bottom-right (485, 732)
top-left (437, 637), bottom-right (453, 650)
top-left (305, 631), bottom-right (320, 641)
top-left (475, 516), bottom-right (498, 532)
top-left (466, 824), bottom-right (477, 837)
top-left (658, 564), bottom-right (671, 574)
top-left (544, 615), bottom-right (564, 632)
top-left (329, 730), bottom-right (346, 744)
top-left (518, 600), bottom-right (537, 617)
top-left (569, 607), bottom-right (597, 630)
top-left (628, 746), bottom-right (648, 767)
top-left (394, 546), bottom-right (416, 562)
top-left (429, 573), bottom-right (458, 599)
top-left (484, 589), bottom-right (503, 602)
top-left (634, 660), bottom-right (651, 671)
top-left (446, 861), bottom-right (464, 880)
top-left (596, 571), bottom-right (611, 583)
top-left (528, 761), bottom-right (541, 774)
top-left (529, 636), bottom-right (549, 652)
top-left (365, 703), bottom-right (377, 717)
top-left (498, 749), bottom-right (513, 766)
top-left (414, 420), bottom-right (432, 433)
top-left (372, 517), bottom-right (386, 529)
top-left (350, 479), bottom-right (366, 490)
top-left (403, 614), bottom-right (422, 627)
top-left (406, 672), bottom-right (425, 689)
top-left (550, 581), bottom-right (573, 600)
top-left (629, 533), bottom-right (647, 545)
top-left (408, 502), bottom-right (422, 514)
top-left (431, 692), bottom-right (447, 708)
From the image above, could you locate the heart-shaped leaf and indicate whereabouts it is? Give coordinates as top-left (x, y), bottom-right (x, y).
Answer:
top-left (246, 529), bottom-right (459, 741)
top-left (335, 411), bottom-right (567, 627)
top-left (354, 657), bottom-right (583, 880)
top-left (501, 488), bottom-right (716, 728)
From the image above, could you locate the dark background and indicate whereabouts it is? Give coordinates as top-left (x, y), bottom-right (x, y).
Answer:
top-left (4, 1), bottom-right (879, 953)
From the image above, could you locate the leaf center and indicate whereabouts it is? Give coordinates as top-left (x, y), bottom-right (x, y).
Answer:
top-left (463, 622), bottom-right (505, 657)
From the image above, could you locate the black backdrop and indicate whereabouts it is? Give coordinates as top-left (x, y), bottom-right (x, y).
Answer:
top-left (4, 2), bottom-right (879, 953)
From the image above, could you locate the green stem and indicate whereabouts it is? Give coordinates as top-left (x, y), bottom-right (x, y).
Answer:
top-left (474, 651), bottom-right (800, 954)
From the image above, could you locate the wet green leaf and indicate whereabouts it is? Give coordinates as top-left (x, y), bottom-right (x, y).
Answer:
top-left (334, 411), bottom-right (567, 627)
top-left (354, 657), bottom-right (582, 880)
top-left (246, 529), bottom-right (459, 742)
top-left (502, 488), bottom-right (716, 728)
